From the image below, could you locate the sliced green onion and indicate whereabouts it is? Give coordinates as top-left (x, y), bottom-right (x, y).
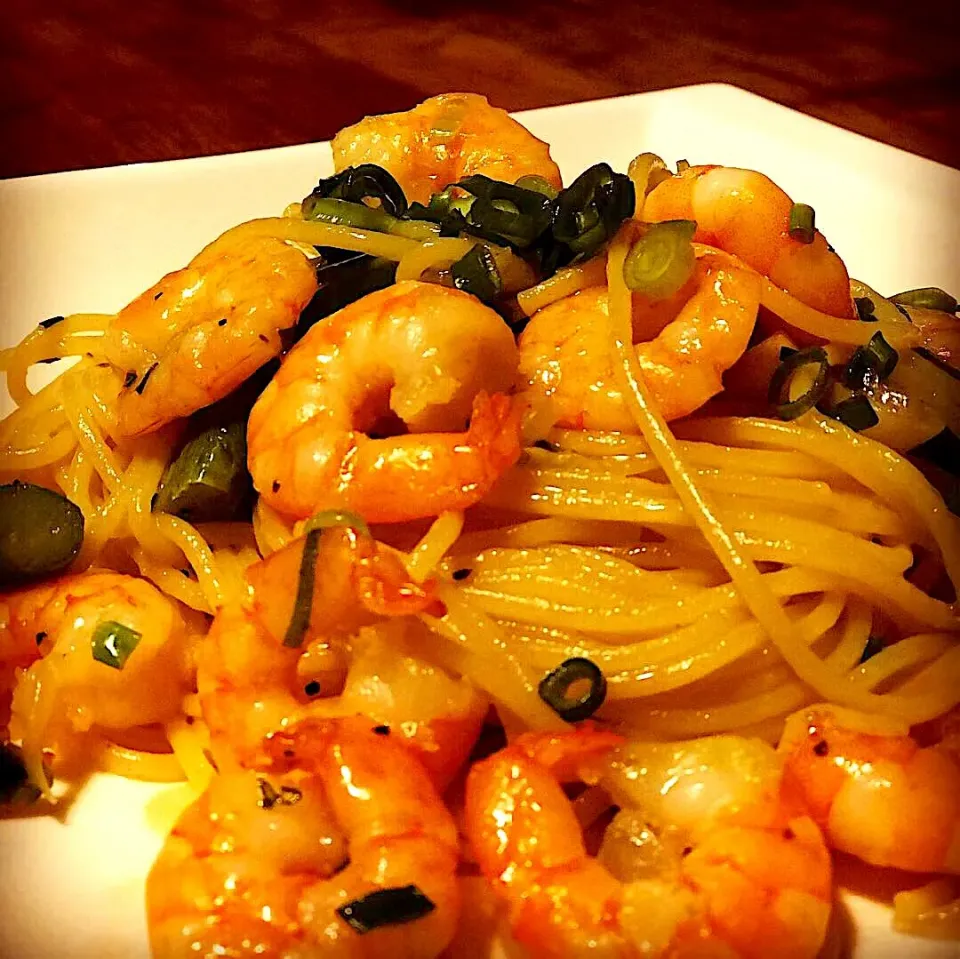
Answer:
top-left (283, 528), bottom-right (322, 649)
top-left (890, 287), bottom-right (958, 313)
top-left (92, 620), bottom-right (142, 670)
top-left (297, 254), bottom-right (397, 339)
top-left (859, 635), bottom-right (885, 664)
top-left (452, 175), bottom-right (552, 248)
top-left (0, 482), bottom-right (84, 586)
top-left (552, 163), bottom-right (636, 261)
top-left (302, 509), bottom-right (369, 537)
top-left (854, 296), bottom-right (878, 322)
top-left (778, 345), bottom-right (799, 362)
top-left (843, 331), bottom-right (899, 388)
top-left (301, 196), bottom-right (399, 232)
top-left (627, 152), bottom-right (672, 198)
top-left (303, 164), bottom-right (408, 218)
top-left (538, 657), bottom-right (607, 722)
top-left (514, 174), bottom-right (559, 200)
top-left (768, 346), bottom-right (830, 420)
top-left (0, 743), bottom-right (50, 805)
top-left (675, 159), bottom-right (690, 174)
top-left (622, 220), bottom-right (696, 300)
top-left (256, 777), bottom-right (303, 809)
top-left (284, 512), bottom-right (369, 648)
top-left (39, 315), bottom-right (65, 329)
top-left (828, 395), bottom-right (880, 432)
top-left (788, 203), bottom-right (816, 244)
top-left (338, 885), bottom-right (436, 934)
top-left (451, 244), bottom-right (503, 304)
top-left (154, 420), bottom-right (251, 523)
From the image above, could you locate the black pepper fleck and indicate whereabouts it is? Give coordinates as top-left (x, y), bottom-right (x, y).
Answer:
top-left (304, 681), bottom-right (321, 697)
top-left (35, 631), bottom-right (47, 646)
top-left (813, 740), bottom-right (829, 757)
top-left (272, 481), bottom-right (281, 493)
top-left (373, 725), bottom-right (390, 736)
top-left (452, 568), bottom-right (472, 581)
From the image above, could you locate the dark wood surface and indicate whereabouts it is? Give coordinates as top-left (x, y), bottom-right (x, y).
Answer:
top-left (2, 0), bottom-right (958, 179)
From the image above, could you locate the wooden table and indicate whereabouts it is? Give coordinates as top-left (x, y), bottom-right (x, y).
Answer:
top-left (1, 0), bottom-right (958, 179)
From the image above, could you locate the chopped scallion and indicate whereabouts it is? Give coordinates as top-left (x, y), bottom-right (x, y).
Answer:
top-left (514, 174), bottom-right (559, 200)
top-left (768, 346), bottom-right (830, 421)
top-left (284, 512), bottom-right (369, 648)
top-left (538, 657), bottom-right (607, 722)
top-left (843, 331), bottom-right (899, 388)
top-left (91, 620), bottom-right (142, 670)
top-left (859, 635), bottom-right (885, 664)
top-left (283, 528), bottom-right (322, 649)
top-left (302, 509), bottom-right (369, 537)
top-left (788, 203), bottom-right (816, 244)
top-left (337, 885), bottom-right (436, 934)
top-left (854, 296), bottom-right (877, 322)
top-left (622, 219), bottom-right (697, 300)
top-left (451, 244), bottom-right (503, 304)
top-left (303, 164), bottom-right (408, 218)
top-left (827, 394), bottom-right (880, 432)
top-left (890, 287), bottom-right (958, 313)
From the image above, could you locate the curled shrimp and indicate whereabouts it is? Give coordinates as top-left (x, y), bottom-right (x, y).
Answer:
top-left (517, 249), bottom-right (762, 425)
top-left (4, 572), bottom-right (204, 790)
top-left (147, 715), bottom-right (460, 958)
top-left (199, 526), bottom-right (485, 789)
top-left (247, 280), bottom-right (523, 524)
top-left (643, 164), bottom-right (853, 317)
top-left (331, 92), bottom-right (562, 204)
top-left (466, 725), bottom-right (832, 959)
top-left (779, 704), bottom-right (960, 874)
top-left (103, 235), bottom-right (318, 436)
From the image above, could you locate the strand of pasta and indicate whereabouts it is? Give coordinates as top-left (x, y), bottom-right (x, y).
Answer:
top-left (605, 228), bottom-right (954, 718)
top-left (132, 546), bottom-right (210, 612)
top-left (677, 414), bottom-right (960, 590)
top-left (406, 511), bottom-right (465, 583)
top-left (422, 584), bottom-right (567, 731)
top-left (602, 594), bottom-right (843, 700)
top-left (519, 459), bottom-right (906, 538)
top-left (166, 718), bottom-right (216, 793)
top-left (461, 550), bottom-right (831, 637)
top-left (847, 632), bottom-right (955, 691)
top-left (396, 237), bottom-right (475, 282)
top-left (0, 315), bottom-right (111, 405)
top-left (153, 513), bottom-right (226, 611)
top-left (548, 430), bottom-right (844, 482)
top-left (0, 428), bottom-right (76, 472)
top-left (199, 217), bottom-right (420, 262)
top-left (517, 254), bottom-right (608, 316)
top-left (758, 274), bottom-right (919, 349)
top-left (99, 741), bottom-right (185, 782)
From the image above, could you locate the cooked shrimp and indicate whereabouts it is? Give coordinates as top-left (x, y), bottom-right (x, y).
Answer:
top-left (643, 165), bottom-right (853, 318)
top-left (247, 280), bottom-right (522, 524)
top-left (779, 704), bottom-right (960, 874)
top-left (4, 572), bottom-right (204, 789)
top-left (465, 726), bottom-right (832, 959)
top-left (103, 235), bottom-right (317, 436)
top-left (517, 250), bottom-right (762, 425)
top-left (199, 526), bottom-right (484, 789)
top-left (331, 92), bottom-right (562, 205)
top-left (147, 716), bottom-right (460, 958)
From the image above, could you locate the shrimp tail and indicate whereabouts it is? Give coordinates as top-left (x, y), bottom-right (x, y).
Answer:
top-left (465, 390), bottom-right (525, 479)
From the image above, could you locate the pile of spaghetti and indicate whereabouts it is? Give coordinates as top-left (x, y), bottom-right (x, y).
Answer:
top-left (1, 93), bottom-right (958, 954)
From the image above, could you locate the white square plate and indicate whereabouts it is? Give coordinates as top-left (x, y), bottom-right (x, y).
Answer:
top-left (1, 84), bottom-right (958, 959)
